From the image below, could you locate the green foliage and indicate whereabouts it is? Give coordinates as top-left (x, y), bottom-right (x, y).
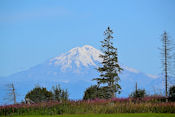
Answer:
top-left (130, 89), bottom-right (146, 98)
top-left (83, 85), bottom-right (113, 100)
top-left (97, 86), bottom-right (113, 99)
top-left (1, 99), bottom-right (175, 116)
top-left (2, 113), bottom-right (175, 117)
top-left (83, 85), bottom-right (98, 100)
top-left (25, 86), bottom-right (53, 103)
top-left (25, 85), bottom-right (68, 103)
top-left (169, 85), bottom-right (175, 101)
top-left (93, 27), bottom-right (123, 97)
top-left (52, 85), bottom-right (68, 101)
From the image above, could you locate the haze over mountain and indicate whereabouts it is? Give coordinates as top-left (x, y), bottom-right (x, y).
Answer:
top-left (0, 45), bottom-right (164, 105)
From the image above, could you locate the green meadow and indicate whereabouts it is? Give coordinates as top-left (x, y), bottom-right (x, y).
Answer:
top-left (6, 113), bottom-right (175, 117)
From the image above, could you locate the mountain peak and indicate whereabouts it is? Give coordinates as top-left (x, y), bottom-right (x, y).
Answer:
top-left (82, 45), bottom-right (94, 49)
top-left (49, 45), bottom-right (102, 71)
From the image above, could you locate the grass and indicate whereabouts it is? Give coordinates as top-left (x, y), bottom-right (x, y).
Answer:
top-left (1, 98), bottom-right (175, 116)
top-left (5, 113), bottom-right (175, 117)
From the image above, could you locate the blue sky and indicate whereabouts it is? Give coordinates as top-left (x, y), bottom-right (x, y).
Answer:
top-left (0, 0), bottom-right (175, 77)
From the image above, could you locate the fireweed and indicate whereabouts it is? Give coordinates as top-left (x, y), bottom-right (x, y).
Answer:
top-left (0, 97), bottom-right (175, 116)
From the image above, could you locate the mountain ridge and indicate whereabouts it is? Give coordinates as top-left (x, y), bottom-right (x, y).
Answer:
top-left (0, 45), bottom-right (163, 105)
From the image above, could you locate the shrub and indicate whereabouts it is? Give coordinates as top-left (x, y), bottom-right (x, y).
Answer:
top-left (169, 85), bottom-right (175, 101)
top-left (130, 89), bottom-right (146, 98)
top-left (52, 85), bottom-right (68, 101)
top-left (83, 85), bottom-right (96, 100)
top-left (83, 85), bottom-right (113, 100)
top-left (25, 86), bottom-right (53, 103)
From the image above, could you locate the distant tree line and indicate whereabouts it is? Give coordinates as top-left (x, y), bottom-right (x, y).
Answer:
top-left (25, 84), bottom-right (68, 104)
top-left (5, 29), bottom-right (175, 105)
top-left (83, 28), bottom-right (175, 101)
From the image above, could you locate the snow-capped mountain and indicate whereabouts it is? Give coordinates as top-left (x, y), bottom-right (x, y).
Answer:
top-left (50, 45), bottom-right (102, 69)
top-left (0, 45), bottom-right (164, 105)
top-left (49, 45), bottom-right (102, 72)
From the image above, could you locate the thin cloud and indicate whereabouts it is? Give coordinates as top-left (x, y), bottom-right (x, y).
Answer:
top-left (0, 7), bottom-right (71, 23)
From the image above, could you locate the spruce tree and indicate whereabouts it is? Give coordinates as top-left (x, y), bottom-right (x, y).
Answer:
top-left (94, 27), bottom-right (123, 97)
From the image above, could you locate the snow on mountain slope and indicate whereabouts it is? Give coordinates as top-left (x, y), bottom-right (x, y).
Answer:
top-left (0, 45), bottom-right (163, 105)
top-left (48, 45), bottom-right (142, 74)
top-left (49, 45), bottom-right (102, 70)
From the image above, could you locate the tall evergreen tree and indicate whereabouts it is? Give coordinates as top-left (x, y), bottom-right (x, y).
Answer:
top-left (94, 27), bottom-right (123, 97)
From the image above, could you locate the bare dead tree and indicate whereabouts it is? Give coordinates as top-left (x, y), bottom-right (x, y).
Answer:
top-left (4, 83), bottom-right (17, 104)
top-left (11, 83), bottom-right (16, 104)
top-left (160, 31), bottom-right (172, 101)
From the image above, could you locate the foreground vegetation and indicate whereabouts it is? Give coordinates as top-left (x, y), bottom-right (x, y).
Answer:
top-left (3, 113), bottom-right (175, 117)
top-left (1, 97), bottom-right (175, 116)
top-left (1, 28), bottom-right (175, 116)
